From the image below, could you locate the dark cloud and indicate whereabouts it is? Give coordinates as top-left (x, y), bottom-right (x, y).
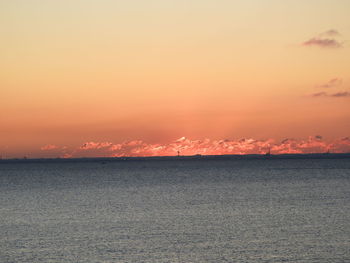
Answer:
top-left (315, 135), bottom-right (323, 140)
top-left (310, 91), bottom-right (350, 98)
top-left (303, 38), bottom-right (342, 48)
top-left (302, 30), bottom-right (343, 48)
top-left (309, 77), bottom-right (348, 98)
top-left (330, 91), bottom-right (350, 97)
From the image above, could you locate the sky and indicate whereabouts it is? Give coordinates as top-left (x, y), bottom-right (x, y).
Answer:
top-left (1, 0), bottom-right (350, 158)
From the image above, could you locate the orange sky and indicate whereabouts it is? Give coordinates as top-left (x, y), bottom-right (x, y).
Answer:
top-left (1, 0), bottom-right (350, 158)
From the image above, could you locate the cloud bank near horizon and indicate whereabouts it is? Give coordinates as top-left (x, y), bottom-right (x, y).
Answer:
top-left (40, 136), bottom-right (350, 158)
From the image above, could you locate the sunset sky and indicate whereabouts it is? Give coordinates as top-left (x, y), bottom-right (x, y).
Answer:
top-left (1, 0), bottom-right (350, 158)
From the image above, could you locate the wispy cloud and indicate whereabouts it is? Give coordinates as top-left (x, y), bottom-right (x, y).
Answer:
top-left (316, 78), bottom-right (342, 89)
top-left (310, 91), bottom-right (350, 98)
top-left (309, 77), bottom-right (348, 98)
top-left (311, 92), bottom-right (327, 97)
top-left (302, 29), bottom-right (343, 48)
top-left (320, 29), bottom-right (340, 37)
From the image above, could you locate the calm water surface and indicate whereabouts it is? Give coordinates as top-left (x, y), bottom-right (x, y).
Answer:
top-left (0, 159), bottom-right (349, 262)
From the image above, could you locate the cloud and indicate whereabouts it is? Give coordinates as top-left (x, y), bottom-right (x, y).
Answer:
top-left (315, 135), bottom-right (323, 140)
top-left (309, 77), bottom-right (348, 98)
top-left (41, 144), bottom-right (59, 150)
top-left (272, 136), bottom-right (329, 154)
top-left (310, 91), bottom-right (350, 98)
top-left (329, 137), bottom-right (350, 153)
top-left (311, 92), bottom-right (327, 97)
top-left (61, 153), bottom-right (73, 158)
top-left (317, 78), bottom-right (342, 89)
top-left (303, 38), bottom-right (342, 48)
top-left (52, 136), bottom-right (350, 158)
top-left (79, 142), bottom-right (113, 150)
top-left (302, 30), bottom-right (343, 48)
top-left (320, 29), bottom-right (340, 37)
top-left (330, 91), bottom-right (350, 97)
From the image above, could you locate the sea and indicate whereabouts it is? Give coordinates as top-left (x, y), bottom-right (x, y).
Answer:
top-left (0, 157), bottom-right (349, 262)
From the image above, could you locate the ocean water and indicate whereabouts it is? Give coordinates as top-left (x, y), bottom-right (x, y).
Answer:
top-left (0, 158), bottom-right (349, 262)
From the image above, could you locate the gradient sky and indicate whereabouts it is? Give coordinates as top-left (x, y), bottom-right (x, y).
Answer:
top-left (1, 0), bottom-right (350, 158)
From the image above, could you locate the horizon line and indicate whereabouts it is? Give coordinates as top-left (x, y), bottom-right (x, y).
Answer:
top-left (1, 152), bottom-right (350, 162)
